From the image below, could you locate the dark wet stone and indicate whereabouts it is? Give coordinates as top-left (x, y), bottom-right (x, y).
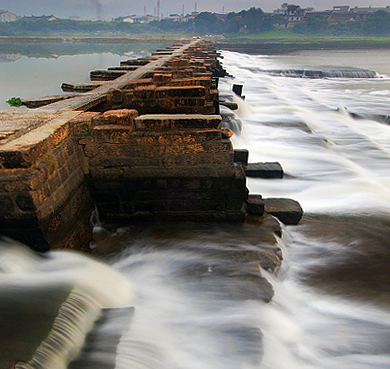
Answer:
top-left (263, 198), bottom-right (303, 225)
top-left (245, 162), bottom-right (284, 179)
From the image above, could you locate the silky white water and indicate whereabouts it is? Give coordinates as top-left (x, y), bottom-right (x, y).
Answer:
top-left (219, 49), bottom-right (390, 215)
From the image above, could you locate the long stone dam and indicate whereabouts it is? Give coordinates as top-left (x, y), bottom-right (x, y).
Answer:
top-left (0, 39), bottom-right (302, 252)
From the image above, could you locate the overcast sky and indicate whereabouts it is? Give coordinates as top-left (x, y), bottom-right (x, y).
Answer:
top-left (1, 0), bottom-right (390, 20)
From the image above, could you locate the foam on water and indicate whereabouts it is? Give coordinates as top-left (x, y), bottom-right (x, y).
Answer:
top-left (220, 50), bottom-right (390, 215)
top-left (0, 237), bottom-right (133, 369)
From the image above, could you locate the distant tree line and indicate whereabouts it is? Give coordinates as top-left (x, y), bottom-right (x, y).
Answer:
top-left (293, 10), bottom-right (390, 36)
top-left (0, 8), bottom-right (389, 37)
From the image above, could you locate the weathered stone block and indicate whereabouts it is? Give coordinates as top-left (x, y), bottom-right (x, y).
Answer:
top-left (134, 114), bottom-right (222, 131)
top-left (0, 194), bottom-right (14, 216)
top-left (134, 85), bottom-right (156, 99)
top-left (90, 167), bottom-right (123, 180)
top-left (245, 162), bottom-right (284, 179)
top-left (153, 73), bottom-right (172, 83)
top-left (155, 86), bottom-right (205, 98)
top-left (92, 125), bottom-right (132, 143)
top-left (98, 109), bottom-right (138, 126)
top-left (234, 149), bottom-right (249, 166)
top-left (246, 195), bottom-right (265, 216)
top-left (263, 198), bottom-right (303, 225)
top-left (234, 163), bottom-right (247, 190)
top-left (90, 70), bottom-right (126, 81)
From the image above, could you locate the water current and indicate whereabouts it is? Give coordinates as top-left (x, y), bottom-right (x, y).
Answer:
top-left (1, 47), bottom-right (390, 369)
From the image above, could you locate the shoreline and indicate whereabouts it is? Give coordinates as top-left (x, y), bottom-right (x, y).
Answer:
top-left (2, 35), bottom-right (390, 54)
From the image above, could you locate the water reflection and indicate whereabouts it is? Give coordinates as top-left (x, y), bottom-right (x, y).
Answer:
top-left (0, 43), bottom-right (168, 110)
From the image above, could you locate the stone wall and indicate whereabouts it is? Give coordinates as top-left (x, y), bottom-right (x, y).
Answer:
top-left (0, 39), bottom-right (249, 251)
top-left (0, 112), bottom-right (94, 251)
top-left (73, 110), bottom-right (247, 223)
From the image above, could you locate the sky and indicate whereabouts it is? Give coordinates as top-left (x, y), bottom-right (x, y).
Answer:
top-left (1, 0), bottom-right (390, 20)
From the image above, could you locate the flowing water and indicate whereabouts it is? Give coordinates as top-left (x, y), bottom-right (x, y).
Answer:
top-left (2, 47), bottom-right (390, 368)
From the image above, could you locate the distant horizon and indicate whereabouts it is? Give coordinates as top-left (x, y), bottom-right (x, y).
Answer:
top-left (2, 0), bottom-right (390, 21)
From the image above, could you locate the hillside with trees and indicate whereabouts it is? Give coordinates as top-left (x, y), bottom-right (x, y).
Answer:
top-left (0, 8), bottom-right (390, 38)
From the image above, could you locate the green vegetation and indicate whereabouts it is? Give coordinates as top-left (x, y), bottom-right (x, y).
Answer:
top-left (6, 97), bottom-right (23, 107)
top-left (220, 29), bottom-right (390, 44)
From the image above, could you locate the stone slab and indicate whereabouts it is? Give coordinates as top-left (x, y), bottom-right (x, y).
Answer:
top-left (61, 81), bottom-right (106, 92)
top-left (263, 197), bottom-right (303, 225)
top-left (245, 162), bottom-right (284, 179)
top-left (246, 194), bottom-right (264, 216)
top-left (0, 111), bottom-right (80, 168)
top-left (134, 114), bottom-right (221, 130)
top-left (234, 149), bottom-right (249, 166)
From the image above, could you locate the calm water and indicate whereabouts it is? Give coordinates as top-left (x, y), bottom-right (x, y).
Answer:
top-left (0, 43), bottom-right (165, 110)
top-left (2, 47), bottom-right (390, 369)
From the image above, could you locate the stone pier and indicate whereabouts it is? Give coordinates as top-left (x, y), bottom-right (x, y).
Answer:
top-left (0, 39), bottom-right (250, 251)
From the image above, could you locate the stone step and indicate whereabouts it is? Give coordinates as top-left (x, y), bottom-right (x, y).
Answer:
top-left (263, 198), bottom-right (303, 225)
top-left (246, 194), bottom-right (264, 216)
top-left (90, 69), bottom-right (127, 81)
top-left (61, 81), bottom-right (106, 92)
top-left (120, 59), bottom-right (149, 66)
top-left (134, 114), bottom-right (222, 130)
top-left (21, 94), bottom-right (76, 108)
top-left (220, 101), bottom-right (238, 110)
top-left (234, 149), bottom-right (249, 166)
top-left (107, 66), bottom-right (139, 71)
top-left (245, 162), bottom-right (284, 179)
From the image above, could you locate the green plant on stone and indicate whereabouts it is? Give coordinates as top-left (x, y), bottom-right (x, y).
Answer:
top-left (6, 97), bottom-right (23, 107)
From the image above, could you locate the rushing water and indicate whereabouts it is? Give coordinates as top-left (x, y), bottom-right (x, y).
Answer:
top-left (2, 47), bottom-right (390, 368)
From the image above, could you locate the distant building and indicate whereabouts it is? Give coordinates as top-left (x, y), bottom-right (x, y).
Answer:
top-left (21, 15), bottom-right (58, 21)
top-left (168, 13), bottom-right (181, 21)
top-left (0, 10), bottom-right (17, 22)
top-left (350, 5), bottom-right (390, 20)
top-left (113, 15), bottom-right (136, 22)
top-left (0, 53), bottom-right (21, 62)
top-left (113, 14), bottom-right (159, 23)
top-left (180, 12), bottom-right (199, 22)
top-left (273, 3), bottom-right (307, 27)
top-left (307, 5), bottom-right (390, 24)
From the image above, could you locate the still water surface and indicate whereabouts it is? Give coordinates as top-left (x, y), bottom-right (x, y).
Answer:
top-left (0, 43), bottom-right (166, 110)
top-left (1, 46), bottom-right (390, 369)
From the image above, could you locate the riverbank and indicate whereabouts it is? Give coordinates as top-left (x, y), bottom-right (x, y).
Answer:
top-left (214, 35), bottom-right (390, 54)
top-left (2, 34), bottom-right (390, 55)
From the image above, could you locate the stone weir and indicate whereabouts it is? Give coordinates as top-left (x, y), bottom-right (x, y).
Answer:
top-left (0, 39), bottom-right (258, 252)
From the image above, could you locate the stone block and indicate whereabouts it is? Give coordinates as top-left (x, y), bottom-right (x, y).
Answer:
top-left (0, 169), bottom-right (35, 193)
top-left (263, 198), bottom-right (303, 225)
top-left (70, 112), bottom-right (100, 136)
top-left (153, 73), bottom-right (172, 83)
top-left (139, 114), bottom-right (222, 131)
top-left (90, 70), bottom-right (126, 81)
top-left (98, 109), bottom-right (138, 126)
top-left (90, 156), bottom-right (160, 170)
top-left (92, 125), bottom-right (132, 143)
top-left (134, 85), bottom-right (156, 99)
top-left (246, 195), bottom-right (264, 216)
top-left (234, 163), bottom-right (247, 190)
top-left (155, 86), bottom-right (205, 98)
top-left (90, 167), bottom-right (123, 180)
top-left (245, 162), bottom-right (284, 179)
top-left (0, 194), bottom-right (14, 216)
top-left (234, 149), bottom-right (249, 166)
